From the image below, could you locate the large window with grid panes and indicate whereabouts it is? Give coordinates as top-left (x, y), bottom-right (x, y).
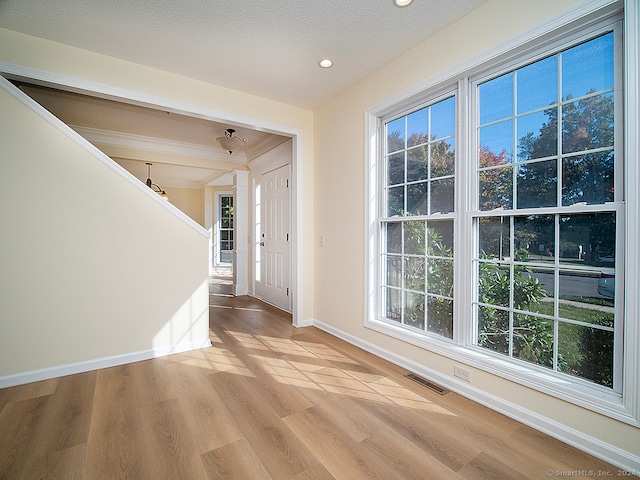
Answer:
top-left (371, 16), bottom-right (626, 406)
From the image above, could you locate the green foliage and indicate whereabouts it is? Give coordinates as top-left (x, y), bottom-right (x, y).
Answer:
top-left (477, 259), bottom-right (553, 367)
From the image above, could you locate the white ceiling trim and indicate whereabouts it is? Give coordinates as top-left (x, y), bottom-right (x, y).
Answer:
top-left (71, 125), bottom-right (245, 163)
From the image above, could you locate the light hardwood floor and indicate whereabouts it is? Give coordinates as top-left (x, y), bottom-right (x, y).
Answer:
top-left (0, 275), bottom-right (618, 479)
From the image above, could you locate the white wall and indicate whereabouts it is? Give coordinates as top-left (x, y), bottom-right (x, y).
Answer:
top-left (0, 81), bottom-right (210, 380)
top-left (313, 0), bottom-right (639, 469)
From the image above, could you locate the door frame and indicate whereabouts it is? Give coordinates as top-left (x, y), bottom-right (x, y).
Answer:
top-left (0, 61), bottom-right (305, 327)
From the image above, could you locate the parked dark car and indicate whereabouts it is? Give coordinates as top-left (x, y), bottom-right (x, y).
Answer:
top-left (598, 271), bottom-right (615, 298)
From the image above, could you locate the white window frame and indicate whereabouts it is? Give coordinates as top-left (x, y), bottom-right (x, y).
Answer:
top-left (364, 1), bottom-right (640, 426)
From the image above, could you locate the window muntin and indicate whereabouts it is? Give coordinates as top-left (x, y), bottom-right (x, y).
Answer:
top-left (381, 95), bottom-right (456, 339)
top-left (473, 32), bottom-right (621, 390)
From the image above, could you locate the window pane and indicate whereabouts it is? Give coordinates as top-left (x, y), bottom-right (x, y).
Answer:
top-left (428, 258), bottom-right (453, 297)
top-left (562, 93), bottom-right (614, 154)
top-left (559, 269), bottom-right (614, 328)
top-left (477, 305), bottom-right (510, 355)
top-left (514, 215), bottom-right (555, 262)
top-left (430, 178), bottom-right (454, 214)
top-left (386, 256), bottom-right (402, 288)
top-left (428, 296), bottom-right (453, 339)
top-left (387, 118), bottom-right (405, 153)
top-left (479, 120), bottom-right (513, 164)
top-left (386, 222), bottom-right (402, 254)
top-left (519, 267), bottom-right (555, 313)
top-left (385, 287), bottom-right (402, 322)
top-left (517, 109), bottom-right (558, 161)
top-left (406, 183), bottom-right (427, 215)
top-left (517, 55), bottom-right (558, 113)
top-left (221, 230), bottom-right (229, 241)
top-left (516, 160), bottom-right (557, 209)
top-left (221, 218), bottom-right (230, 228)
top-left (513, 313), bottom-right (554, 368)
top-left (559, 213), bottom-right (616, 266)
top-left (404, 221), bottom-right (425, 255)
top-left (479, 72), bottom-right (514, 124)
top-left (478, 262), bottom-right (510, 308)
top-left (558, 322), bottom-right (613, 388)
top-left (479, 217), bottom-right (510, 260)
top-left (428, 220), bottom-right (454, 257)
top-left (562, 33), bottom-right (614, 100)
top-left (513, 265), bottom-right (549, 312)
top-left (562, 151), bottom-right (614, 206)
top-left (430, 139), bottom-right (455, 178)
top-left (407, 147), bottom-right (427, 183)
top-left (388, 186), bottom-right (404, 216)
top-left (431, 97), bottom-right (456, 139)
top-left (479, 166), bottom-right (513, 210)
top-left (404, 257), bottom-right (425, 292)
top-left (407, 107), bottom-right (429, 148)
top-left (388, 153), bottom-right (405, 185)
top-left (405, 292), bottom-right (425, 329)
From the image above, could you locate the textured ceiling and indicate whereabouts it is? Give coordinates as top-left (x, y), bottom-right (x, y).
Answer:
top-left (0, 0), bottom-right (487, 110)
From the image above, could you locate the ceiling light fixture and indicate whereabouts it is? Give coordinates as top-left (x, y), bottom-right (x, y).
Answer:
top-left (319, 59), bottom-right (333, 68)
top-left (216, 128), bottom-right (247, 155)
top-left (393, 0), bottom-right (413, 6)
top-left (145, 162), bottom-right (169, 201)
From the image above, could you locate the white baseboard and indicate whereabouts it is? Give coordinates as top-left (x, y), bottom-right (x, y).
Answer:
top-left (0, 339), bottom-right (212, 389)
top-left (312, 320), bottom-right (640, 474)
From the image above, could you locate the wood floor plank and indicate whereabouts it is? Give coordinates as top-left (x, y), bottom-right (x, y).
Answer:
top-left (200, 438), bottom-right (273, 480)
top-left (0, 378), bottom-right (58, 413)
top-left (283, 406), bottom-right (390, 480)
top-left (457, 451), bottom-right (524, 480)
top-left (170, 360), bottom-right (244, 455)
top-left (28, 371), bottom-right (96, 459)
top-left (130, 356), bottom-right (178, 405)
top-left (216, 329), bottom-right (315, 418)
top-left (361, 425), bottom-right (462, 480)
top-left (207, 371), bottom-right (316, 479)
top-left (136, 397), bottom-right (210, 480)
top-left (19, 443), bottom-right (86, 480)
top-left (297, 386), bottom-right (387, 443)
top-left (0, 395), bottom-right (50, 480)
top-left (351, 396), bottom-right (482, 472)
top-left (84, 365), bottom-right (144, 480)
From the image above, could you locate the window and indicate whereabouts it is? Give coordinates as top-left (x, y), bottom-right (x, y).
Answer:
top-left (219, 195), bottom-right (234, 263)
top-left (381, 95), bottom-right (456, 338)
top-left (473, 32), bottom-right (621, 390)
top-left (367, 12), bottom-right (631, 418)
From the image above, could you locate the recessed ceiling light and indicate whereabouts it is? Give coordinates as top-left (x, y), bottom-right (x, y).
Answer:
top-left (319, 59), bottom-right (333, 68)
top-left (394, 0), bottom-right (413, 6)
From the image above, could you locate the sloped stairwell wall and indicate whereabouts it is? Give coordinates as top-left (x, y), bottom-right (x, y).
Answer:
top-left (0, 79), bottom-right (211, 385)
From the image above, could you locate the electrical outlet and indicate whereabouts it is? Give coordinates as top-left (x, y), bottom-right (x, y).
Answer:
top-left (319, 235), bottom-right (325, 247)
top-left (454, 365), bottom-right (471, 382)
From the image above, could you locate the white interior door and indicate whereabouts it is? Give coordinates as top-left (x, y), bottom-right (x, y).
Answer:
top-left (260, 164), bottom-right (291, 311)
